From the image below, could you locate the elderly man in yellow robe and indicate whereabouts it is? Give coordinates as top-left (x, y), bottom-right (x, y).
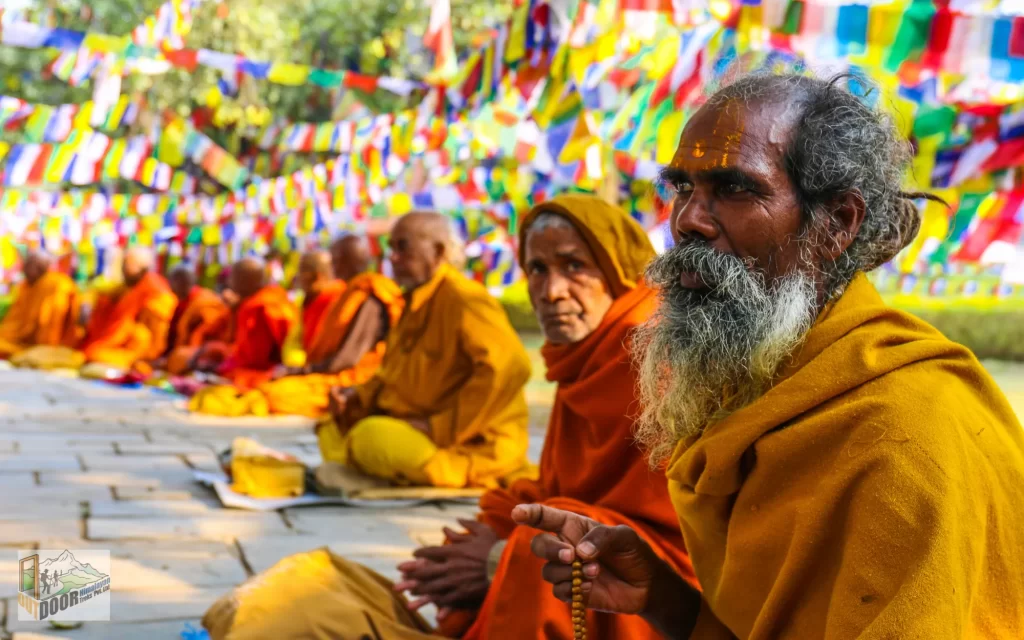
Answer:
top-left (0, 250), bottom-right (79, 358)
top-left (519, 72), bottom-right (1024, 638)
top-left (320, 212), bottom-right (531, 489)
top-left (81, 247), bottom-right (177, 372)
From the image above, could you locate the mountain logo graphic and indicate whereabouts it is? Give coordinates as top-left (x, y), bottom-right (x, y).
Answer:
top-left (18, 549), bottom-right (111, 622)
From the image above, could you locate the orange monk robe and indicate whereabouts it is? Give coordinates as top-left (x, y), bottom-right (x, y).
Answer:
top-left (300, 280), bottom-right (347, 354)
top-left (669, 274), bottom-right (1024, 639)
top-left (0, 271), bottom-right (79, 358)
top-left (164, 287), bottom-right (232, 375)
top-left (257, 274), bottom-right (404, 417)
top-left (446, 194), bottom-right (696, 639)
top-left (81, 272), bottom-right (177, 370)
top-left (216, 285), bottom-right (297, 391)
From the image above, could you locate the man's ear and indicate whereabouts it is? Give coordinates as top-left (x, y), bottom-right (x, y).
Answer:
top-left (821, 191), bottom-right (866, 261)
top-left (433, 240), bottom-right (447, 266)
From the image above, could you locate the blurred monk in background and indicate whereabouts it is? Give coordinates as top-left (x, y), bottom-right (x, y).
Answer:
top-left (80, 247), bottom-right (176, 372)
top-left (320, 212), bottom-right (531, 488)
top-left (188, 257), bottom-right (297, 416)
top-left (0, 250), bottom-right (79, 358)
top-left (280, 249), bottom-right (346, 368)
top-left (396, 195), bottom-right (696, 638)
top-left (159, 265), bottom-right (230, 375)
top-left (257, 236), bottom-right (403, 418)
top-left (195, 257), bottom-right (297, 390)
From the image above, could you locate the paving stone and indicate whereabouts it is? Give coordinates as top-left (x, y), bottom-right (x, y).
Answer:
top-left (78, 455), bottom-right (188, 472)
top-left (11, 619), bottom-right (201, 640)
top-left (88, 500), bottom-right (216, 518)
top-left (0, 473), bottom-right (41, 489)
top-left (87, 513), bottom-right (291, 542)
top-left (183, 453), bottom-right (222, 472)
top-left (0, 455), bottom-right (81, 471)
top-left (112, 487), bottom-right (196, 501)
top-left (0, 519), bottom-right (83, 545)
top-left (40, 471), bottom-right (196, 490)
top-left (16, 441), bottom-right (116, 454)
top-left (115, 443), bottom-right (213, 456)
top-left (6, 486), bottom-right (113, 502)
top-left (108, 551), bottom-right (247, 591)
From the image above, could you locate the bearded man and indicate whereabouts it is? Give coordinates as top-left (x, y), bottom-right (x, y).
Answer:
top-left (522, 73), bottom-right (1024, 638)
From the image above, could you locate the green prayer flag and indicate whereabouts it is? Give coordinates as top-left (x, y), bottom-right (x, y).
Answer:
top-left (913, 105), bottom-right (957, 139)
top-left (308, 69), bottom-right (345, 88)
top-left (779, 0), bottom-right (804, 36)
top-left (884, 0), bottom-right (936, 72)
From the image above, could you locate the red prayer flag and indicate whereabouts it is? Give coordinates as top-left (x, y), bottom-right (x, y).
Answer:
top-left (162, 47), bottom-right (199, 71)
top-left (344, 73), bottom-right (378, 94)
top-left (1010, 17), bottom-right (1024, 57)
top-left (27, 144), bottom-right (51, 183)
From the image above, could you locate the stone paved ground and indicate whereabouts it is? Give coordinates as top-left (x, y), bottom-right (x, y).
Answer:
top-left (2, 343), bottom-right (1023, 639)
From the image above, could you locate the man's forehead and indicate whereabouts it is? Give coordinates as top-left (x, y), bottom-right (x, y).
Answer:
top-left (670, 98), bottom-right (787, 174)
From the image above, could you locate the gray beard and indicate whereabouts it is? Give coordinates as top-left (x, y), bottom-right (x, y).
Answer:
top-left (632, 241), bottom-right (819, 466)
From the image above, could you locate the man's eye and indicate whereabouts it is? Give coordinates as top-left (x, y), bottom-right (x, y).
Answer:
top-left (675, 182), bottom-right (694, 194)
top-left (566, 261), bottom-right (583, 273)
top-left (721, 182), bottom-right (746, 194)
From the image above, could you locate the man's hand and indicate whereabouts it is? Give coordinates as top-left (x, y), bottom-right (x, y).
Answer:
top-left (406, 417), bottom-right (431, 437)
top-left (270, 365), bottom-right (302, 381)
top-left (327, 386), bottom-right (359, 430)
top-left (394, 519), bottom-right (498, 618)
top-left (513, 504), bottom-right (701, 639)
top-left (151, 357), bottom-right (168, 371)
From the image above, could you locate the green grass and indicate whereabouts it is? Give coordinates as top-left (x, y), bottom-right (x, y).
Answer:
top-left (501, 289), bottom-right (1024, 362)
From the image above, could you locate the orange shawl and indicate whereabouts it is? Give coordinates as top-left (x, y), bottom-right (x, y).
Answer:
top-left (258, 273), bottom-right (404, 418)
top-left (301, 281), bottom-right (347, 353)
top-left (82, 272), bottom-right (177, 368)
top-left (219, 285), bottom-right (297, 390)
top-left (173, 287), bottom-right (231, 349)
top-left (458, 285), bottom-right (697, 640)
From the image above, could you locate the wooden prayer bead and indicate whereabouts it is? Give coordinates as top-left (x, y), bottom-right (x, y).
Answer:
top-left (571, 560), bottom-right (587, 639)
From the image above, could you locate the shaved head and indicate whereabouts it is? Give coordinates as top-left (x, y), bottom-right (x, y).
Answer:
top-left (296, 250), bottom-right (334, 296)
top-left (330, 235), bottom-right (372, 281)
top-left (123, 247), bottom-right (155, 286)
top-left (230, 257), bottom-right (268, 300)
top-left (389, 211), bottom-right (460, 289)
top-left (23, 250), bottom-right (53, 286)
top-left (168, 264), bottom-right (196, 300)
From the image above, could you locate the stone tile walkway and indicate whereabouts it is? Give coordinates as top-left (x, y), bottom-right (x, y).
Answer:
top-left (1, 346), bottom-right (1022, 638)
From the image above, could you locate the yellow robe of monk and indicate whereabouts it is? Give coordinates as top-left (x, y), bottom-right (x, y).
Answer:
top-left (0, 271), bottom-right (79, 358)
top-left (165, 287), bottom-right (232, 375)
top-left (670, 273), bottom-right (1024, 639)
top-left (81, 272), bottom-right (177, 370)
top-left (257, 273), bottom-right (404, 418)
top-left (323, 263), bottom-right (531, 488)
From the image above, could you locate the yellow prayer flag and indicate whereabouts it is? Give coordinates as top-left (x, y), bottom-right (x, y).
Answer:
top-left (83, 33), bottom-right (128, 53)
top-left (648, 34), bottom-right (681, 78)
top-left (201, 224), bottom-right (222, 246)
top-left (559, 112), bottom-right (597, 164)
top-left (267, 64), bottom-right (310, 86)
top-left (656, 110), bottom-right (685, 164)
top-left (0, 141), bottom-right (10, 163)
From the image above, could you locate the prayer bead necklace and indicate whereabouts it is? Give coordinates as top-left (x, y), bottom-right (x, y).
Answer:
top-left (571, 560), bottom-right (587, 640)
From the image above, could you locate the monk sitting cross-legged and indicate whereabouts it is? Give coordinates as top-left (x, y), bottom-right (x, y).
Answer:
top-left (80, 247), bottom-right (177, 372)
top-left (256, 236), bottom-right (404, 418)
top-left (188, 257), bottom-right (298, 416)
top-left (158, 265), bottom-right (231, 375)
top-left (319, 212), bottom-right (532, 488)
top-left (0, 250), bottom-right (79, 359)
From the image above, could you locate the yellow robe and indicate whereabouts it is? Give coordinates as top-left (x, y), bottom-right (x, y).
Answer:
top-left (325, 263), bottom-right (531, 488)
top-left (0, 272), bottom-right (79, 357)
top-left (668, 273), bottom-right (1024, 639)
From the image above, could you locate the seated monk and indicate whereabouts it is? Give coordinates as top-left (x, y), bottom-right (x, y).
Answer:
top-left (198, 257), bottom-right (297, 389)
top-left (80, 247), bottom-right (177, 372)
top-left (256, 236), bottom-right (404, 418)
top-left (519, 73), bottom-right (1024, 637)
top-left (159, 265), bottom-right (231, 375)
top-left (395, 194), bottom-right (699, 638)
top-left (189, 257), bottom-right (298, 415)
top-left (0, 250), bottom-right (79, 358)
top-left (319, 212), bottom-right (531, 488)
top-left (289, 249), bottom-right (347, 367)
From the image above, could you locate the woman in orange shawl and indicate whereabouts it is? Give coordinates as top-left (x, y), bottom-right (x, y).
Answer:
top-left (397, 194), bottom-right (697, 639)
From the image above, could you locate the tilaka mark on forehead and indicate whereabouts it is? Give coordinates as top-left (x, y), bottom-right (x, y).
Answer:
top-left (672, 101), bottom-right (746, 172)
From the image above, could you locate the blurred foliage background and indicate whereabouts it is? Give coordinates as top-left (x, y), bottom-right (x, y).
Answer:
top-left (1, 0), bottom-right (514, 123)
